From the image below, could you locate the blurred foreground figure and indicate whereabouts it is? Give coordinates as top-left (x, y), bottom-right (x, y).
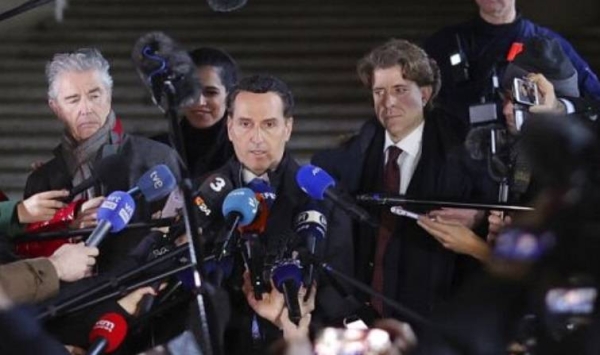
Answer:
top-left (412, 113), bottom-right (600, 355)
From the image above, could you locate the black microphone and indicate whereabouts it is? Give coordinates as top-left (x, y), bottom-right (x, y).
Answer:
top-left (271, 259), bottom-right (303, 325)
top-left (242, 180), bottom-right (275, 300)
top-left (296, 165), bottom-right (378, 228)
top-left (67, 155), bottom-right (127, 200)
top-left (131, 31), bottom-right (200, 111)
top-left (194, 173), bottom-right (234, 230)
top-left (294, 203), bottom-right (327, 299)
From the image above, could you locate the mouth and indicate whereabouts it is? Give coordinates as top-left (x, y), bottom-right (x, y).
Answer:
top-left (249, 150), bottom-right (267, 157)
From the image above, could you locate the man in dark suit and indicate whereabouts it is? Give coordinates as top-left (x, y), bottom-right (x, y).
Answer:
top-left (313, 39), bottom-right (484, 319)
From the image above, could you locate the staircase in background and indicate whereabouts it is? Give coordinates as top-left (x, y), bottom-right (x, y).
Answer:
top-left (0, 0), bottom-right (596, 198)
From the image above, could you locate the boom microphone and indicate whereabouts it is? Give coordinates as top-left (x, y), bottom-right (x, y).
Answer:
top-left (131, 31), bottom-right (199, 111)
top-left (296, 165), bottom-right (378, 228)
top-left (127, 164), bottom-right (178, 202)
top-left (85, 191), bottom-right (136, 248)
top-left (87, 313), bottom-right (128, 355)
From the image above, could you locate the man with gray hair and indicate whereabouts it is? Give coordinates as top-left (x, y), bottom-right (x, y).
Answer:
top-left (22, 48), bottom-right (180, 269)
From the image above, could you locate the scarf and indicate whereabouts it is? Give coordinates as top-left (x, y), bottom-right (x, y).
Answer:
top-left (57, 111), bottom-right (119, 198)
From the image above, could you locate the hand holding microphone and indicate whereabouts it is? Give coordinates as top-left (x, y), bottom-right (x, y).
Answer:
top-left (17, 189), bottom-right (69, 224)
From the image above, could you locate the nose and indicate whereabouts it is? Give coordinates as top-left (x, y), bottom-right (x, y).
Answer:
top-left (79, 97), bottom-right (93, 114)
top-left (383, 92), bottom-right (396, 109)
top-left (250, 125), bottom-right (264, 144)
top-left (199, 94), bottom-right (207, 106)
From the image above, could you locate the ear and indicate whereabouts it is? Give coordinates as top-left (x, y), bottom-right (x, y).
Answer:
top-left (420, 86), bottom-right (433, 107)
top-left (284, 117), bottom-right (293, 142)
top-left (226, 115), bottom-right (234, 142)
top-left (48, 99), bottom-right (61, 120)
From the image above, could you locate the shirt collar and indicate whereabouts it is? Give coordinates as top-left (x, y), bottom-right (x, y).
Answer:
top-left (383, 121), bottom-right (424, 158)
top-left (242, 168), bottom-right (270, 185)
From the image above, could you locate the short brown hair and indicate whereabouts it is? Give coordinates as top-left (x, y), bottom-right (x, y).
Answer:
top-left (357, 39), bottom-right (441, 110)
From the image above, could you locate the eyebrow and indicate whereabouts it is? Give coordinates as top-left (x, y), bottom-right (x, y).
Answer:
top-left (62, 87), bottom-right (102, 101)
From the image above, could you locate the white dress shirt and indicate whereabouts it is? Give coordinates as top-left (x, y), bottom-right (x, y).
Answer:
top-left (383, 121), bottom-right (424, 194)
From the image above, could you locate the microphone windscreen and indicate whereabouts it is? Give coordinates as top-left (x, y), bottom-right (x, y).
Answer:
top-left (206, 0), bottom-right (248, 12)
top-left (131, 32), bottom-right (177, 79)
top-left (247, 179), bottom-right (276, 208)
top-left (296, 165), bottom-right (336, 200)
top-left (271, 260), bottom-right (303, 291)
top-left (221, 188), bottom-right (258, 226)
top-left (194, 173), bottom-right (234, 221)
top-left (88, 312), bottom-right (128, 353)
top-left (97, 191), bottom-right (136, 233)
top-left (131, 31), bottom-right (199, 110)
top-left (136, 164), bottom-right (178, 202)
top-left (464, 125), bottom-right (495, 161)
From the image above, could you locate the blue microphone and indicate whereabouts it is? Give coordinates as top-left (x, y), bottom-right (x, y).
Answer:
top-left (85, 191), bottom-right (136, 247)
top-left (272, 259), bottom-right (303, 325)
top-left (128, 164), bottom-right (178, 202)
top-left (246, 178), bottom-right (276, 208)
top-left (218, 188), bottom-right (259, 260)
top-left (294, 203), bottom-right (327, 296)
top-left (296, 165), bottom-right (377, 227)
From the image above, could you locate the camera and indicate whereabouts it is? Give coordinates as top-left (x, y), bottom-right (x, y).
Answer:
top-left (513, 78), bottom-right (540, 106)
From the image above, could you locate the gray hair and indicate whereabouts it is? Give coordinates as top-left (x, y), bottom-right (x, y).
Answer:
top-left (46, 48), bottom-right (113, 100)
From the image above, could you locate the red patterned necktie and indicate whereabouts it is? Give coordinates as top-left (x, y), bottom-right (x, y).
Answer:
top-left (371, 146), bottom-right (402, 315)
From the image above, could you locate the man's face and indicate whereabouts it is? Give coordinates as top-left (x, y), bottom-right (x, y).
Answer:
top-left (183, 65), bottom-right (228, 129)
top-left (49, 70), bottom-right (112, 142)
top-left (475, 0), bottom-right (515, 17)
top-left (372, 65), bottom-right (431, 142)
top-left (227, 91), bottom-right (293, 176)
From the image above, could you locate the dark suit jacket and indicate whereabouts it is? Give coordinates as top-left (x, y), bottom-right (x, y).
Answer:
top-left (313, 109), bottom-right (480, 318)
top-left (206, 153), bottom-right (355, 354)
top-left (23, 134), bottom-right (181, 271)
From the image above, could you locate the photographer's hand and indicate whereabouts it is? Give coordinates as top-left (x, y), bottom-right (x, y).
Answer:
top-left (528, 73), bottom-right (566, 114)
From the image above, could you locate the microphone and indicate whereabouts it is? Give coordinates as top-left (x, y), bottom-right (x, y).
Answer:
top-left (271, 260), bottom-right (303, 325)
top-left (294, 204), bottom-right (327, 297)
top-left (465, 124), bottom-right (498, 161)
top-left (85, 191), bottom-right (136, 248)
top-left (296, 165), bottom-right (378, 228)
top-left (68, 155), bottom-right (128, 200)
top-left (193, 173), bottom-right (234, 229)
top-left (87, 312), bottom-right (128, 355)
top-left (131, 31), bottom-right (199, 111)
top-left (241, 179), bottom-right (275, 235)
top-left (242, 180), bottom-right (275, 299)
top-left (207, 0), bottom-right (248, 12)
top-left (218, 188), bottom-right (259, 254)
top-left (127, 164), bottom-right (178, 202)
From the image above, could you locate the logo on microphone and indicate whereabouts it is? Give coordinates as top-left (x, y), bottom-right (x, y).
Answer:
top-left (150, 170), bottom-right (164, 189)
top-left (210, 177), bottom-right (227, 192)
top-left (118, 203), bottom-right (135, 223)
top-left (194, 196), bottom-right (212, 217)
top-left (94, 319), bottom-right (115, 333)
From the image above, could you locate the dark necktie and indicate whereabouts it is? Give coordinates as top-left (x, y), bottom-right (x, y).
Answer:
top-left (371, 146), bottom-right (402, 315)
